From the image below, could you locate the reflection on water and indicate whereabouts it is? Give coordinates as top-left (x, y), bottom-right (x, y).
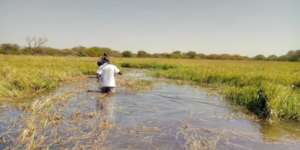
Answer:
top-left (260, 120), bottom-right (300, 142)
top-left (0, 70), bottom-right (300, 149)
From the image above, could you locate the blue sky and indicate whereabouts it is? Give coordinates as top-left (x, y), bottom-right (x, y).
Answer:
top-left (0, 0), bottom-right (299, 56)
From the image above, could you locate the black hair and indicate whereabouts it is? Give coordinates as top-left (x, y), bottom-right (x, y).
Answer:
top-left (97, 53), bottom-right (110, 66)
top-left (103, 57), bottom-right (110, 63)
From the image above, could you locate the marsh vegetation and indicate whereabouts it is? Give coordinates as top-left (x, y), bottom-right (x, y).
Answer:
top-left (1, 55), bottom-right (299, 121)
top-left (0, 55), bottom-right (95, 101)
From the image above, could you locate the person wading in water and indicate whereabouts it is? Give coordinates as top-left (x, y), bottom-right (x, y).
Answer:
top-left (96, 56), bottom-right (122, 93)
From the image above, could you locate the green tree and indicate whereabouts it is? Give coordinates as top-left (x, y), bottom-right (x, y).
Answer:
top-left (253, 54), bottom-right (266, 60)
top-left (206, 54), bottom-right (219, 59)
top-left (110, 50), bottom-right (122, 57)
top-left (171, 51), bottom-right (182, 58)
top-left (197, 53), bottom-right (206, 58)
top-left (137, 50), bottom-right (149, 57)
top-left (86, 47), bottom-right (112, 57)
top-left (0, 43), bottom-right (20, 54)
top-left (267, 55), bottom-right (278, 60)
top-left (185, 51), bottom-right (197, 58)
top-left (122, 50), bottom-right (133, 57)
top-left (286, 50), bottom-right (300, 61)
top-left (71, 46), bottom-right (88, 56)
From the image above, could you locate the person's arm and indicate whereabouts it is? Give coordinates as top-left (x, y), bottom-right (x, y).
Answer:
top-left (96, 74), bottom-right (101, 81)
top-left (114, 66), bottom-right (122, 75)
top-left (96, 66), bottom-right (103, 81)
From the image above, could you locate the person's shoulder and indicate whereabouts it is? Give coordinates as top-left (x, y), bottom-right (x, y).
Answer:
top-left (108, 64), bottom-right (119, 70)
top-left (107, 64), bottom-right (117, 67)
top-left (99, 63), bottom-right (109, 69)
top-left (99, 64), bottom-right (105, 69)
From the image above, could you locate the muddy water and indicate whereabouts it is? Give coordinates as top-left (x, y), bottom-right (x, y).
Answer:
top-left (0, 70), bottom-right (300, 149)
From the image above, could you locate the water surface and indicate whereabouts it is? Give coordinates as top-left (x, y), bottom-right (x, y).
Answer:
top-left (0, 69), bottom-right (300, 149)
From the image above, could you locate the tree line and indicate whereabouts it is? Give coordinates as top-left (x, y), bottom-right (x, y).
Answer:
top-left (0, 42), bottom-right (299, 61)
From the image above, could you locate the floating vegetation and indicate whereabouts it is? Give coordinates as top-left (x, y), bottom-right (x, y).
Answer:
top-left (118, 78), bottom-right (153, 92)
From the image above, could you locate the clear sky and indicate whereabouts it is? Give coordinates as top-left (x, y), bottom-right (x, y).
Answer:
top-left (0, 0), bottom-right (299, 56)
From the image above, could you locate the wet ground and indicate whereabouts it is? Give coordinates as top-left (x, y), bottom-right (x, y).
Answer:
top-left (0, 69), bottom-right (300, 149)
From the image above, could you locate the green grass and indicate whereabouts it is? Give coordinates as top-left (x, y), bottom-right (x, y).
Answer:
top-left (0, 55), bottom-right (96, 101)
top-left (117, 58), bottom-right (300, 121)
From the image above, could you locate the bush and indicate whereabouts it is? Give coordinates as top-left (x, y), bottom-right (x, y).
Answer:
top-left (122, 51), bottom-right (133, 57)
top-left (185, 51), bottom-right (197, 58)
top-left (0, 43), bottom-right (20, 54)
top-left (137, 50), bottom-right (150, 57)
top-left (253, 54), bottom-right (266, 60)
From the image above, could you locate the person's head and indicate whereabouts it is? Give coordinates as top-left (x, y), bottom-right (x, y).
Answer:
top-left (103, 57), bottom-right (110, 63)
top-left (99, 53), bottom-right (108, 60)
top-left (98, 54), bottom-right (110, 66)
top-left (98, 58), bottom-right (109, 66)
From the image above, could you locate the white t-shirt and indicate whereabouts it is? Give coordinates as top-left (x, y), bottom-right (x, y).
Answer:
top-left (97, 63), bottom-right (120, 87)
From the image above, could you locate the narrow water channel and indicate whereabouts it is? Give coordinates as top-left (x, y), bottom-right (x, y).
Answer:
top-left (0, 69), bottom-right (300, 149)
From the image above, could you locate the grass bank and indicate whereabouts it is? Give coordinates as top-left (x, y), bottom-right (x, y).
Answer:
top-left (117, 58), bottom-right (300, 121)
top-left (0, 55), bottom-right (96, 101)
